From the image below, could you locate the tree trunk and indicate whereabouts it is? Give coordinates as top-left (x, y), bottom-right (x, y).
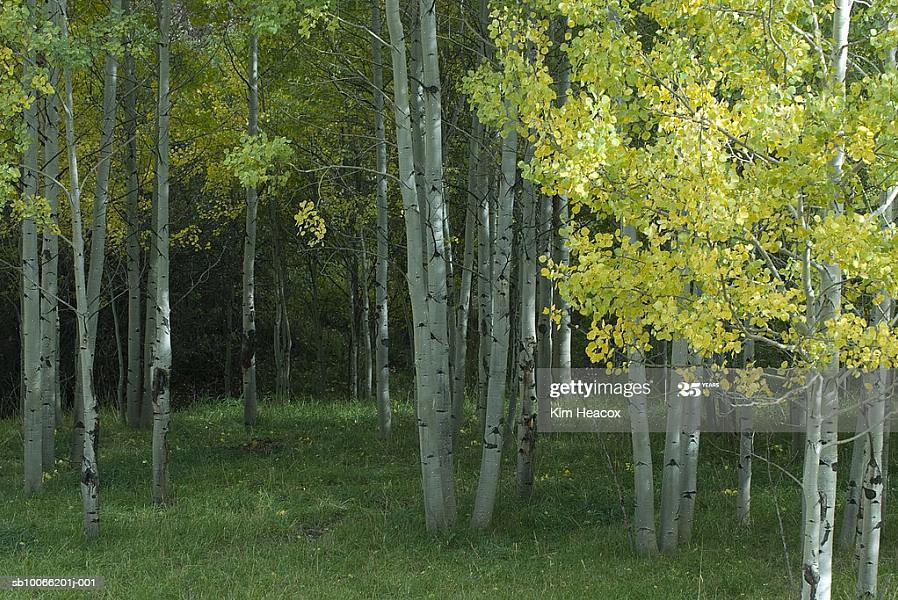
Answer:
top-left (385, 0), bottom-right (453, 530)
top-left (476, 138), bottom-right (494, 431)
top-left (111, 289), bottom-right (125, 418)
top-left (418, 0), bottom-right (456, 523)
top-left (61, 0), bottom-right (99, 536)
top-left (516, 143), bottom-right (537, 500)
top-left (39, 27), bottom-right (61, 471)
top-left (22, 3), bottom-right (42, 493)
top-left (551, 55), bottom-right (571, 380)
top-left (471, 126), bottom-right (517, 529)
top-left (372, 0), bottom-right (391, 438)
top-left (151, 0), bottom-right (173, 506)
top-left (242, 33), bottom-right (260, 427)
top-left (123, 0), bottom-right (143, 428)
top-left (451, 115), bottom-right (482, 433)
top-left (85, 0), bottom-right (122, 388)
top-left (678, 351), bottom-right (703, 545)
top-left (737, 339), bottom-right (754, 526)
top-left (360, 235), bottom-right (373, 401)
top-left (659, 339), bottom-right (686, 552)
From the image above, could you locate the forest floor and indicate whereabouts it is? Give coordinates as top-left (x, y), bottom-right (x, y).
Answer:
top-left (1, 395), bottom-right (896, 599)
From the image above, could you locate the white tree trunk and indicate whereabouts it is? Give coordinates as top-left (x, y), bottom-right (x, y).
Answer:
top-left (39, 25), bottom-right (62, 471)
top-left (815, 5), bottom-right (852, 595)
top-left (151, 0), bottom-right (173, 506)
top-left (22, 3), bottom-right (42, 493)
top-left (418, 0), bottom-right (456, 521)
top-left (85, 0), bottom-right (122, 369)
top-left (450, 115), bottom-right (482, 434)
top-left (371, 0), bottom-right (391, 438)
top-left (659, 339), bottom-right (686, 552)
top-left (61, 0), bottom-right (99, 536)
top-left (476, 141), bottom-right (494, 430)
top-left (242, 33), bottom-right (259, 427)
top-left (123, 0), bottom-right (142, 428)
top-left (678, 354), bottom-right (702, 545)
top-left (516, 143), bottom-right (537, 500)
top-left (385, 0), bottom-right (452, 530)
top-left (471, 127), bottom-right (517, 529)
top-left (737, 339), bottom-right (754, 526)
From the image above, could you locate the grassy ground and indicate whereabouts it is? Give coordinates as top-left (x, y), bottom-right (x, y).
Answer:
top-left (1, 395), bottom-right (896, 599)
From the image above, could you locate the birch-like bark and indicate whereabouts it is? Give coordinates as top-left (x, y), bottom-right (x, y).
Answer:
top-left (471, 126), bottom-right (517, 529)
top-left (476, 142), bottom-right (494, 429)
top-left (61, 0), bottom-right (99, 536)
top-left (385, 0), bottom-right (451, 530)
top-left (372, 0), bottom-right (391, 438)
top-left (141, 171), bottom-right (158, 428)
top-left (535, 189), bottom-right (553, 372)
top-left (22, 2), bottom-right (43, 493)
top-left (737, 339), bottom-right (755, 526)
top-left (856, 305), bottom-right (890, 598)
top-left (151, 0), bottom-right (173, 506)
top-left (620, 223), bottom-right (657, 556)
top-left (39, 22), bottom-right (62, 469)
top-left (85, 0), bottom-right (122, 368)
top-left (816, 5), bottom-right (851, 595)
top-left (123, 0), bottom-right (142, 428)
top-left (840, 400), bottom-right (867, 548)
top-left (801, 369), bottom-right (826, 600)
top-left (551, 63), bottom-right (571, 380)
top-left (678, 351), bottom-right (702, 545)
top-left (451, 115), bottom-right (482, 433)
top-left (516, 143), bottom-right (537, 500)
top-left (659, 339), bottom-right (686, 552)
top-left (418, 0), bottom-right (456, 521)
top-left (242, 33), bottom-right (259, 427)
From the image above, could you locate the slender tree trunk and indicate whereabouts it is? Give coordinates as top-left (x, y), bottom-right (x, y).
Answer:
top-left (385, 0), bottom-right (452, 530)
top-left (516, 143), bottom-right (537, 500)
top-left (242, 33), bottom-right (260, 427)
top-left (141, 178), bottom-right (158, 428)
top-left (349, 251), bottom-right (359, 401)
top-left (39, 30), bottom-right (61, 471)
top-left (737, 339), bottom-right (754, 526)
top-left (618, 222), bottom-right (658, 556)
top-left (471, 126), bottom-right (517, 529)
top-left (111, 289), bottom-right (125, 417)
top-left (678, 351), bottom-right (703, 545)
top-left (360, 235), bottom-right (373, 401)
top-left (22, 3), bottom-right (43, 493)
top-left (123, 0), bottom-right (142, 428)
top-left (476, 139), bottom-right (494, 431)
top-left (85, 0), bottom-right (122, 378)
top-left (418, 0), bottom-right (456, 522)
top-left (372, 0), bottom-right (392, 438)
top-left (151, 0), bottom-right (173, 506)
top-left (841, 402), bottom-right (868, 548)
top-left (61, 0), bottom-right (99, 536)
top-left (815, 6), bottom-right (851, 595)
top-left (660, 339), bottom-right (686, 552)
top-left (451, 115), bottom-right (482, 433)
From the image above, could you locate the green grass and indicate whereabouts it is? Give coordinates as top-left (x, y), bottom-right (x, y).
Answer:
top-left (1, 396), bottom-right (896, 599)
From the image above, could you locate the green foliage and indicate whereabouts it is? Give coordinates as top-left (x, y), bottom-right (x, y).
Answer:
top-left (224, 132), bottom-right (292, 189)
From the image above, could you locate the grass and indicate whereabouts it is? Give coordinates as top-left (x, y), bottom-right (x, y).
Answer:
top-left (1, 395), bottom-right (896, 599)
